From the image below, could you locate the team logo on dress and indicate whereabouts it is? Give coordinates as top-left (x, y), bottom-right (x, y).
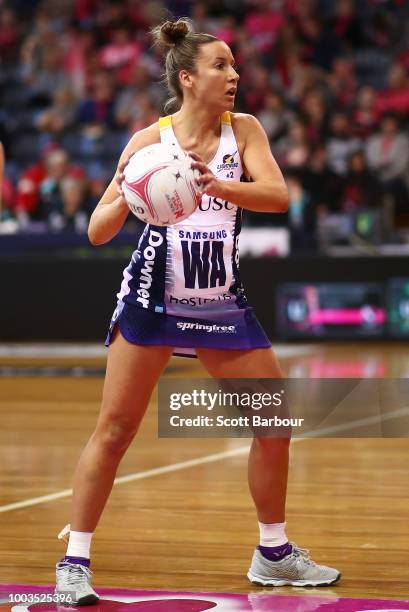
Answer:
top-left (217, 151), bottom-right (239, 172)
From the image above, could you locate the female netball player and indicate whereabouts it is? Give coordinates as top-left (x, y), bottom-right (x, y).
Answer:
top-left (55, 18), bottom-right (340, 604)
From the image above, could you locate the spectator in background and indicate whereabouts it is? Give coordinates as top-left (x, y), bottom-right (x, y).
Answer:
top-left (327, 110), bottom-right (361, 175)
top-left (366, 114), bottom-right (409, 188)
top-left (85, 167), bottom-right (110, 218)
top-left (35, 86), bottom-right (77, 134)
top-left (62, 26), bottom-right (99, 98)
top-left (0, 141), bottom-right (18, 231)
top-left (299, 16), bottom-right (341, 71)
top-left (273, 19), bottom-right (301, 88)
top-left (77, 70), bottom-right (117, 136)
top-left (114, 61), bottom-right (165, 129)
top-left (285, 171), bottom-right (317, 252)
top-left (16, 146), bottom-right (86, 225)
top-left (340, 150), bottom-right (383, 213)
top-left (304, 143), bottom-right (343, 214)
top-left (327, 55), bottom-right (357, 109)
top-left (257, 90), bottom-right (294, 145)
top-left (0, 142), bottom-right (3, 208)
top-left (301, 88), bottom-right (329, 143)
top-left (242, 63), bottom-right (271, 114)
top-left (126, 93), bottom-right (159, 135)
top-left (126, 1), bottom-right (151, 32)
top-left (353, 85), bottom-right (379, 139)
top-left (285, 0), bottom-right (316, 23)
top-left (243, 0), bottom-right (283, 62)
top-left (57, 176), bottom-right (89, 232)
top-left (283, 50), bottom-right (327, 108)
top-left (276, 119), bottom-right (310, 170)
top-left (234, 29), bottom-right (260, 81)
top-left (15, 145), bottom-right (56, 220)
top-left (375, 63), bottom-right (409, 119)
top-left (37, 149), bottom-right (88, 231)
top-left (190, 2), bottom-right (219, 36)
top-left (366, 114), bottom-right (409, 220)
top-left (99, 23), bottom-right (141, 86)
top-left (0, 7), bottom-right (20, 63)
top-left (213, 15), bottom-right (238, 48)
top-left (330, 0), bottom-right (363, 52)
top-left (21, 35), bottom-right (69, 106)
top-left (73, 0), bottom-right (100, 29)
top-left (96, 0), bottom-right (130, 39)
top-left (0, 141), bottom-right (4, 220)
top-left (0, 176), bottom-right (16, 228)
top-left (365, 8), bottom-right (400, 52)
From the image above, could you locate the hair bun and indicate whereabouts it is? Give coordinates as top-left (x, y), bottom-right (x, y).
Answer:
top-left (159, 18), bottom-right (193, 47)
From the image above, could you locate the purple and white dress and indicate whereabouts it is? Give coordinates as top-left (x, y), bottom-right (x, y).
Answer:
top-left (106, 111), bottom-right (271, 357)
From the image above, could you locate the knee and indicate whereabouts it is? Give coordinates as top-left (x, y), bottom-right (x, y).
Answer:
top-left (95, 420), bottom-right (137, 456)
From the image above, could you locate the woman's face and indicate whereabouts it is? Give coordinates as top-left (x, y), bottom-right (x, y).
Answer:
top-left (357, 86), bottom-right (375, 109)
top-left (290, 121), bottom-right (306, 143)
top-left (182, 40), bottom-right (240, 112)
top-left (350, 153), bottom-right (365, 173)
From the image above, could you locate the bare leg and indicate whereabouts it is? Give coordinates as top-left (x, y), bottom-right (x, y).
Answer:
top-left (197, 347), bottom-right (290, 523)
top-left (70, 331), bottom-right (173, 532)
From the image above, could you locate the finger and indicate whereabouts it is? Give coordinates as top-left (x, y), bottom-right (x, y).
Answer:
top-left (125, 151), bottom-right (135, 164)
top-left (187, 150), bottom-right (203, 162)
top-left (190, 157), bottom-right (206, 166)
top-left (118, 153), bottom-right (134, 172)
top-left (191, 161), bottom-right (209, 174)
top-left (201, 181), bottom-right (216, 193)
top-left (196, 172), bottom-right (214, 185)
top-left (202, 177), bottom-right (220, 193)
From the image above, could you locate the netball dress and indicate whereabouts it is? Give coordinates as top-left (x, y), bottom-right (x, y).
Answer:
top-left (106, 111), bottom-right (271, 356)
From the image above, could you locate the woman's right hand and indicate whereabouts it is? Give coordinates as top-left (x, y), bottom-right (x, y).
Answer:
top-left (116, 151), bottom-right (135, 196)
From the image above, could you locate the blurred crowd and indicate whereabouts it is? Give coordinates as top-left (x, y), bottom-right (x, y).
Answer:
top-left (0, 0), bottom-right (408, 253)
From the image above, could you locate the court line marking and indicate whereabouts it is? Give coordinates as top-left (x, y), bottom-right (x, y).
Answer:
top-left (0, 446), bottom-right (252, 514)
top-left (1, 401), bottom-right (407, 514)
top-left (301, 405), bottom-right (409, 437)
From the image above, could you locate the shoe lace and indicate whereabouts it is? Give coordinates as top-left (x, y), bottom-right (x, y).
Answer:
top-left (64, 563), bottom-right (92, 586)
top-left (290, 542), bottom-right (316, 566)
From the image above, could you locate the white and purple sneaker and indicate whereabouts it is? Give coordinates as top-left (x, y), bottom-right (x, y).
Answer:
top-left (55, 560), bottom-right (99, 606)
top-left (247, 543), bottom-right (341, 587)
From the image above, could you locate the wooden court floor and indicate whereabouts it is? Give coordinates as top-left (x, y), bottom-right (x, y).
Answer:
top-left (0, 342), bottom-right (408, 601)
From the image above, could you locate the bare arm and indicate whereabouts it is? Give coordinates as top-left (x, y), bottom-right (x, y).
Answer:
top-left (192, 114), bottom-right (288, 213)
top-left (88, 123), bottom-right (160, 245)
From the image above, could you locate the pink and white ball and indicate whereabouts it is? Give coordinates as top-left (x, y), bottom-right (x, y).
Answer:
top-left (122, 143), bottom-right (201, 227)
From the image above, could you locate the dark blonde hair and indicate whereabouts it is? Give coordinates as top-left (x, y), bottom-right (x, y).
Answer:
top-left (151, 18), bottom-right (218, 113)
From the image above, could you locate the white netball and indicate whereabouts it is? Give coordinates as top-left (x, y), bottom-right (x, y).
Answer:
top-left (122, 143), bottom-right (201, 226)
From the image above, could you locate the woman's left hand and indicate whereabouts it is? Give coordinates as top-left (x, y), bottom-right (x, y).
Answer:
top-left (188, 151), bottom-right (227, 199)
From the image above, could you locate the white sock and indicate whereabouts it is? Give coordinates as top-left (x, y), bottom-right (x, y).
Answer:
top-left (258, 521), bottom-right (288, 547)
top-left (66, 530), bottom-right (93, 559)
